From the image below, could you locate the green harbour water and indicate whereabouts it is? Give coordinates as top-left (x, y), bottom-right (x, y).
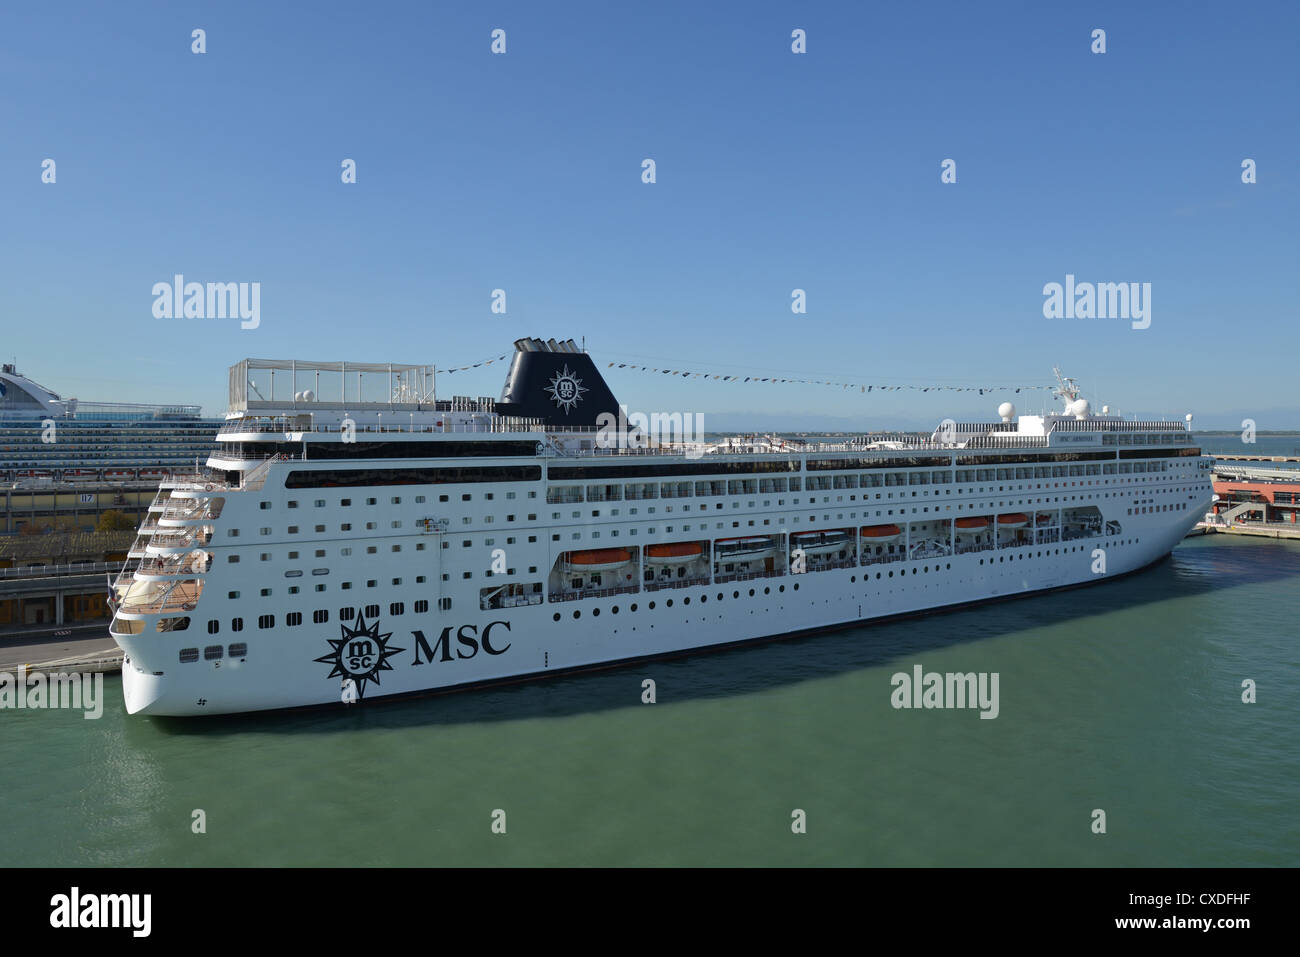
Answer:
top-left (1, 534), bottom-right (1297, 867)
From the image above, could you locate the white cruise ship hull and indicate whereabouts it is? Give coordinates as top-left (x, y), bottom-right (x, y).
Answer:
top-left (119, 499), bottom-right (1209, 717)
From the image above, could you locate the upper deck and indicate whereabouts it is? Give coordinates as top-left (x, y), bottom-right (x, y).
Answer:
top-left (209, 354), bottom-right (1200, 477)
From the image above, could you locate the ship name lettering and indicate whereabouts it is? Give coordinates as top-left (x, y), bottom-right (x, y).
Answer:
top-left (409, 621), bottom-right (512, 665)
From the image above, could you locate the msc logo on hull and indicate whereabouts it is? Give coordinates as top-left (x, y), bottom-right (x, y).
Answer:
top-left (314, 613), bottom-right (404, 700)
top-left (315, 618), bottom-right (512, 701)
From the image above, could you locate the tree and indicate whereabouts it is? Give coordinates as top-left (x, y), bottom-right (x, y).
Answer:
top-left (96, 510), bottom-right (137, 532)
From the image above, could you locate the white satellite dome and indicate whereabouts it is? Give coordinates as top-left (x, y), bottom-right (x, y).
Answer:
top-left (1101, 404), bottom-right (1110, 415)
top-left (1067, 398), bottom-right (1091, 418)
top-left (302, 389), bottom-right (315, 402)
top-left (997, 401), bottom-right (1016, 422)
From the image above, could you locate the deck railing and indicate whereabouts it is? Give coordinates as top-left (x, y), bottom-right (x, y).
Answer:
top-left (0, 560), bottom-right (128, 580)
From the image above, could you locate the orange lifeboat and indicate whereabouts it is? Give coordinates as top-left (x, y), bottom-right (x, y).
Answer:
top-left (645, 542), bottom-right (703, 565)
top-left (859, 524), bottom-right (901, 542)
top-left (563, 548), bottom-right (632, 572)
top-left (955, 517), bottom-right (990, 530)
top-left (997, 513), bottom-right (1029, 529)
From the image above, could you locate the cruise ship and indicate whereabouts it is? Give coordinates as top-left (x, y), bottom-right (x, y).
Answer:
top-left (0, 362), bottom-right (220, 483)
top-left (108, 340), bottom-right (1214, 716)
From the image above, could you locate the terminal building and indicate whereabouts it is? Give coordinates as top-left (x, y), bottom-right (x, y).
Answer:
top-left (1210, 464), bottom-right (1300, 525)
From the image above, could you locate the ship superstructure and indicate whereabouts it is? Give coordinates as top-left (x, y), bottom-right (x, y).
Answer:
top-left (108, 340), bottom-right (1214, 715)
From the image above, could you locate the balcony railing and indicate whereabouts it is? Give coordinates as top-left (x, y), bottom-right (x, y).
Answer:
top-left (546, 584), bottom-right (639, 604)
top-left (116, 580), bottom-right (203, 614)
top-left (860, 553), bottom-right (905, 566)
top-left (643, 576), bottom-right (710, 592)
top-left (712, 568), bottom-right (783, 585)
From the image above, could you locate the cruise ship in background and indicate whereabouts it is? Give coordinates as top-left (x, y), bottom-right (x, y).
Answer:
top-left (108, 339), bottom-right (1214, 716)
top-left (0, 362), bottom-right (220, 484)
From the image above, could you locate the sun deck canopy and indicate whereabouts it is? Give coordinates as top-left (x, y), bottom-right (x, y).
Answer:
top-left (228, 359), bottom-right (437, 413)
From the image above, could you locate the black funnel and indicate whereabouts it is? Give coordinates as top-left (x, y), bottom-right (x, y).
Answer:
top-left (494, 338), bottom-right (620, 427)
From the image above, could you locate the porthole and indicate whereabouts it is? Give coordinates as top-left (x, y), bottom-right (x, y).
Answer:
top-left (648, 601), bottom-right (655, 610)
top-left (666, 599), bottom-right (673, 608)
top-left (630, 604), bottom-right (637, 612)
top-left (573, 610), bottom-right (580, 619)
top-left (748, 589), bottom-right (755, 597)
top-left (592, 607), bottom-right (600, 617)
top-left (553, 613), bottom-right (560, 622)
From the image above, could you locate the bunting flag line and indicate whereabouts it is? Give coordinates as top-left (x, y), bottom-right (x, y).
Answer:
top-left (599, 361), bottom-right (1054, 395)
top-left (439, 351), bottom-right (1055, 396)
top-left (442, 353), bottom-right (511, 373)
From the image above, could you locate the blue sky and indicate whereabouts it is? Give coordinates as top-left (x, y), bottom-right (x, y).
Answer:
top-left (2, 1), bottom-right (1297, 429)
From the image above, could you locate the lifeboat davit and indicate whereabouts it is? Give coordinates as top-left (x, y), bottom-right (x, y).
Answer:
top-left (997, 513), bottom-right (1029, 529)
top-left (714, 536), bottom-right (776, 559)
top-left (859, 524), bottom-right (902, 543)
top-left (954, 516), bottom-right (990, 534)
top-left (563, 548), bottom-right (633, 572)
top-left (645, 542), bottom-right (703, 565)
top-left (1035, 513), bottom-right (1054, 525)
top-left (791, 530), bottom-right (851, 555)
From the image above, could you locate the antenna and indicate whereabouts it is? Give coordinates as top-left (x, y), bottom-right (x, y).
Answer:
top-left (1051, 366), bottom-right (1079, 401)
top-left (1051, 366), bottom-right (1083, 412)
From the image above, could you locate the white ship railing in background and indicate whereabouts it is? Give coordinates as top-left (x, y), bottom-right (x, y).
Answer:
top-left (0, 560), bottom-right (129, 580)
